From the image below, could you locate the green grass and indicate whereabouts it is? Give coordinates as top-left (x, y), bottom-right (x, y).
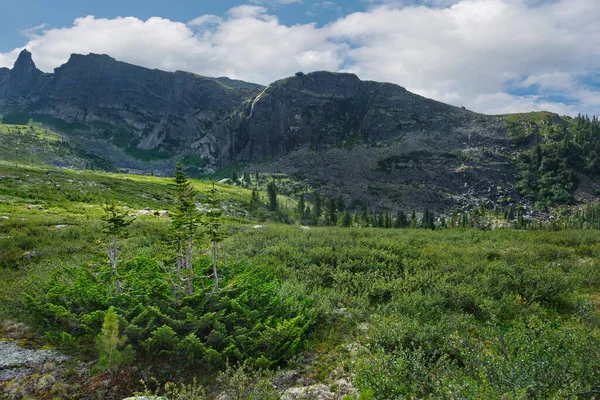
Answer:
top-left (123, 146), bottom-right (172, 161)
top-left (0, 123), bottom-right (114, 170)
top-left (2, 110), bottom-right (89, 134)
top-left (2, 162), bottom-right (600, 398)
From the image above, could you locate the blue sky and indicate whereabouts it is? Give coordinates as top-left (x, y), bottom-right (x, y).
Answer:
top-left (0, 0), bottom-right (363, 52)
top-left (0, 0), bottom-right (599, 116)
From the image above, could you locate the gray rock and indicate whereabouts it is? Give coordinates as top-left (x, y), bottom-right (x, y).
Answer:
top-left (281, 384), bottom-right (335, 400)
top-left (0, 367), bottom-right (32, 381)
top-left (0, 339), bottom-right (69, 382)
top-left (274, 370), bottom-right (302, 389)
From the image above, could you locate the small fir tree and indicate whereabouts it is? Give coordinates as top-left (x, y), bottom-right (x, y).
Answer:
top-left (95, 306), bottom-right (132, 374)
top-left (250, 187), bottom-right (261, 210)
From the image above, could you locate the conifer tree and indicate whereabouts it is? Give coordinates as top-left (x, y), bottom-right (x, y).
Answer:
top-left (95, 306), bottom-right (131, 373)
top-left (267, 181), bottom-right (278, 211)
top-left (336, 196), bottom-right (345, 214)
top-left (170, 162), bottom-right (199, 294)
top-left (340, 209), bottom-right (352, 227)
top-left (297, 194), bottom-right (306, 222)
top-left (410, 211), bottom-right (417, 228)
top-left (326, 197), bottom-right (337, 225)
top-left (203, 182), bottom-right (228, 293)
top-left (102, 201), bottom-right (135, 294)
top-left (250, 187), bottom-right (260, 210)
top-left (312, 192), bottom-right (323, 225)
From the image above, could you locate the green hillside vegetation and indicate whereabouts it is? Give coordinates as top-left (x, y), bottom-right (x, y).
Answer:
top-left (507, 113), bottom-right (600, 208)
top-left (1, 162), bottom-right (600, 398)
top-left (0, 123), bottom-right (113, 170)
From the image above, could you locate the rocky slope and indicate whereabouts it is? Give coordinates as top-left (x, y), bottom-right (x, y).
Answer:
top-left (0, 50), bottom-right (581, 212)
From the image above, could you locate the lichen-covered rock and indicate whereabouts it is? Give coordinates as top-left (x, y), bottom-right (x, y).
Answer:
top-left (0, 340), bottom-right (68, 371)
top-left (281, 384), bottom-right (336, 400)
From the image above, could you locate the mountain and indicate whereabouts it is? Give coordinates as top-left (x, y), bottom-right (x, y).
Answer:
top-left (1, 50), bottom-right (598, 213)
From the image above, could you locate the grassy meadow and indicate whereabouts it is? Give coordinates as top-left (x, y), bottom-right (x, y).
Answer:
top-left (1, 159), bottom-right (600, 399)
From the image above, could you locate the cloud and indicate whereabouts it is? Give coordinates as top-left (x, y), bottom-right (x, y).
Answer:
top-left (249, 0), bottom-right (302, 6)
top-left (187, 15), bottom-right (223, 27)
top-left (518, 72), bottom-right (576, 92)
top-left (226, 5), bottom-right (269, 19)
top-left (0, 11), bottom-right (343, 85)
top-left (326, 0), bottom-right (600, 115)
top-left (0, 0), bottom-right (599, 116)
top-left (362, 0), bottom-right (462, 8)
top-left (305, 2), bottom-right (345, 17)
top-left (20, 24), bottom-right (49, 40)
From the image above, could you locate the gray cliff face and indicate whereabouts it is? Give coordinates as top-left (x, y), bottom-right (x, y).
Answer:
top-left (1, 50), bottom-right (263, 164)
top-left (236, 71), bottom-right (473, 161)
top-left (0, 50), bottom-right (47, 103)
top-left (237, 71), bottom-right (514, 211)
top-left (0, 50), bottom-right (521, 211)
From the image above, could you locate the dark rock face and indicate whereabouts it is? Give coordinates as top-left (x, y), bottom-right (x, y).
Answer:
top-left (0, 50), bottom-right (263, 164)
top-left (0, 50), bottom-right (47, 102)
top-left (237, 71), bottom-right (472, 161)
top-left (0, 50), bottom-right (520, 211)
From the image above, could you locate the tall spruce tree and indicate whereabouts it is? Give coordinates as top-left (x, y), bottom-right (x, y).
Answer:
top-left (340, 209), bottom-right (352, 227)
top-left (312, 192), bottom-right (323, 225)
top-left (326, 197), bottom-right (337, 225)
top-left (170, 162), bottom-right (199, 294)
top-left (267, 181), bottom-right (278, 211)
top-left (203, 182), bottom-right (228, 293)
top-left (102, 201), bottom-right (135, 294)
top-left (297, 194), bottom-right (306, 222)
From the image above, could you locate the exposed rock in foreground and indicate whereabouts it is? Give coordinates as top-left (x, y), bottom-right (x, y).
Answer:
top-left (0, 340), bottom-right (68, 381)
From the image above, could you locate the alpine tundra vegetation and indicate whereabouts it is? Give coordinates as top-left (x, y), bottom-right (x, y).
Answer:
top-left (2, 0), bottom-right (600, 398)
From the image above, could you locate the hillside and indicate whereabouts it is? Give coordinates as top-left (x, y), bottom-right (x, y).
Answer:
top-left (1, 50), bottom-right (600, 214)
top-left (2, 162), bottom-right (600, 398)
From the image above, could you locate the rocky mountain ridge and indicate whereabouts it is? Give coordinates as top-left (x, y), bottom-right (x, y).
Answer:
top-left (1, 50), bottom-right (591, 212)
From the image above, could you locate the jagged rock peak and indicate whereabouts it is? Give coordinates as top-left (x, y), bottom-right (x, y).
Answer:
top-left (13, 49), bottom-right (39, 73)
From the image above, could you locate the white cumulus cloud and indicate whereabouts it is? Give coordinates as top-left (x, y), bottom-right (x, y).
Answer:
top-left (0, 0), bottom-right (599, 116)
top-left (249, 0), bottom-right (302, 5)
